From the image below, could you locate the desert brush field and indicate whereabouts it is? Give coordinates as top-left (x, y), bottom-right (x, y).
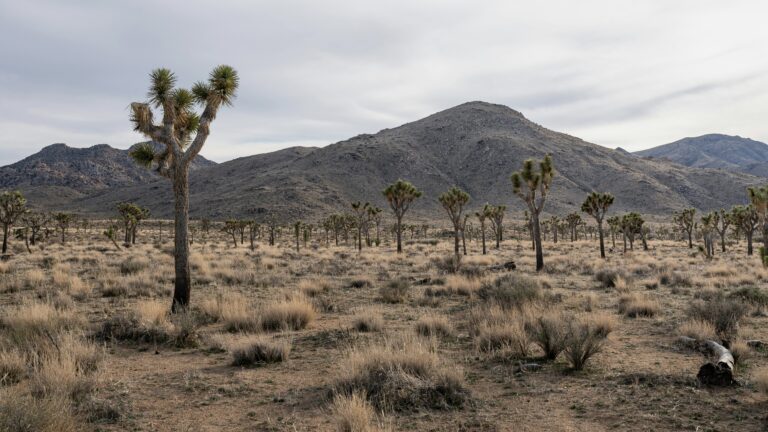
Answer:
top-left (1, 227), bottom-right (767, 432)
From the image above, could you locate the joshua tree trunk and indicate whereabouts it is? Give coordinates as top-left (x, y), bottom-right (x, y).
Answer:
top-left (172, 170), bottom-right (192, 312)
top-left (453, 228), bottom-right (460, 256)
top-left (357, 226), bottom-right (362, 252)
top-left (532, 213), bottom-right (544, 271)
top-left (395, 217), bottom-right (403, 253)
top-left (597, 222), bottom-right (606, 258)
top-left (747, 231), bottom-right (754, 256)
top-left (687, 231), bottom-right (693, 249)
top-left (461, 229), bottom-right (467, 256)
top-left (623, 232), bottom-right (627, 253)
top-left (2, 223), bottom-right (8, 254)
top-left (481, 222), bottom-right (487, 255)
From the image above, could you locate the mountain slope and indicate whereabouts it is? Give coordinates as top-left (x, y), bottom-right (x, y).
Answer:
top-left (69, 102), bottom-right (762, 220)
top-left (0, 143), bottom-right (216, 205)
top-left (635, 134), bottom-right (768, 175)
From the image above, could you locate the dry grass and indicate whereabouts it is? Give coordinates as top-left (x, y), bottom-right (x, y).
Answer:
top-left (0, 302), bottom-right (84, 348)
top-left (755, 368), bottom-right (768, 395)
top-left (687, 298), bottom-right (748, 339)
top-left (477, 274), bottom-right (541, 309)
top-left (231, 337), bottom-right (291, 366)
top-left (563, 316), bottom-right (611, 370)
top-left (0, 392), bottom-right (80, 432)
top-left (678, 319), bottom-right (717, 341)
top-left (0, 349), bottom-right (26, 386)
top-left (351, 308), bottom-right (384, 333)
top-left (526, 310), bottom-right (568, 360)
top-left (414, 314), bottom-right (454, 338)
top-left (618, 293), bottom-right (660, 318)
top-left (332, 392), bottom-right (390, 432)
top-left (334, 337), bottom-right (467, 411)
top-left (260, 296), bottom-right (316, 331)
top-left (379, 279), bottom-right (410, 303)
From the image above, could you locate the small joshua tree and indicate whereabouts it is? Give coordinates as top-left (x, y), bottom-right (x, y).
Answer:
top-left (673, 208), bottom-right (696, 249)
top-left (619, 212), bottom-right (644, 252)
top-left (382, 179), bottom-right (422, 253)
top-left (22, 211), bottom-right (48, 247)
top-left (351, 201), bottom-right (370, 252)
top-left (748, 185), bottom-right (768, 265)
top-left (367, 206), bottom-right (382, 246)
top-left (0, 190), bottom-right (27, 254)
top-left (547, 215), bottom-right (560, 243)
top-left (294, 221), bottom-right (302, 253)
top-left (700, 212), bottom-right (716, 259)
top-left (52, 212), bottom-right (75, 245)
top-left (712, 208), bottom-right (732, 253)
top-left (488, 205), bottom-right (506, 249)
top-left (117, 202), bottom-right (150, 246)
top-left (129, 65), bottom-right (239, 312)
top-left (607, 216), bottom-right (620, 249)
top-left (511, 155), bottom-right (554, 271)
top-left (222, 219), bottom-right (240, 247)
top-left (581, 192), bottom-right (614, 258)
top-left (475, 204), bottom-right (492, 255)
top-left (565, 212), bottom-right (582, 242)
top-left (438, 186), bottom-right (470, 257)
top-left (731, 205), bottom-right (759, 256)
top-left (104, 223), bottom-right (121, 251)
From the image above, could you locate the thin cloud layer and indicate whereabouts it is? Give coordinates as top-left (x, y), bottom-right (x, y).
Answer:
top-left (1, 0), bottom-right (767, 164)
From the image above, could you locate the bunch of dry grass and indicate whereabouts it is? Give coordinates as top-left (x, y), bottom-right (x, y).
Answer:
top-left (474, 307), bottom-right (531, 358)
top-left (119, 256), bottom-right (150, 275)
top-left (297, 278), bottom-right (333, 297)
top-left (414, 314), bottom-right (454, 338)
top-left (678, 319), bottom-right (717, 341)
top-left (0, 392), bottom-right (80, 432)
top-left (755, 368), bottom-right (768, 395)
top-left (563, 316), bottom-right (611, 370)
top-left (477, 274), bottom-right (541, 310)
top-left (687, 298), bottom-right (748, 339)
top-left (618, 293), bottom-right (660, 318)
top-left (0, 302), bottom-right (84, 349)
top-left (351, 309), bottom-right (384, 333)
top-left (379, 279), bottom-right (410, 304)
top-left (334, 337), bottom-right (467, 411)
top-left (97, 300), bottom-right (176, 343)
top-left (0, 349), bottom-right (26, 386)
top-left (231, 337), bottom-right (291, 366)
top-left (260, 296), bottom-right (316, 331)
top-left (525, 310), bottom-right (568, 360)
top-left (332, 392), bottom-right (389, 432)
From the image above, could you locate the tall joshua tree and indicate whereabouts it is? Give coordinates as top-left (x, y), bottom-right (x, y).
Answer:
top-left (565, 212), bottom-right (582, 242)
top-left (748, 186), bottom-right (768, 265)
top-left (129, 65), bottom-right (239, 311)
top-left (547, 215), bottom-right (560, 243)
top-left (700, 212), bottom-right (716, 259)
top-left (712, 209), bottom-right (732, 253)
top-left (0, 191), bottom-right (27, 254)
top-left (673, 208), bottom-right (696, 249)
top-left (53, 212), bottom-right (75, 245)
top-left (382, 179), bottom-right (422, 253)
top-left (488, 205), bottom-right (506, 249)
top-left (475, 204), bottom-right (491, 255)
top-left (732, 205), bottom-right (759, 256)
top-left (511, 155), bottom-right (554, 271)
top-left (607, 216), bottom-right (620, 249)
top-left (439, 187), bottom-right (470, 257)
top-left (581, 192), bottom-right (614, 258)
top-left (351, 201), bottom-right (370, 252)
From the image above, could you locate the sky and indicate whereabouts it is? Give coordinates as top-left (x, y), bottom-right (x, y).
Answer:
top-left (1, 0), bottom-right (768, 165)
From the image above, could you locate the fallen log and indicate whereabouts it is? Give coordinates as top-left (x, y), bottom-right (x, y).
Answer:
top-left (677, 337), bottom-right (736, 386)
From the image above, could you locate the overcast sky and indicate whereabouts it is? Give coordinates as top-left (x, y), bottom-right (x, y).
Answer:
top-left (1, 1), bottom-right (767, 165)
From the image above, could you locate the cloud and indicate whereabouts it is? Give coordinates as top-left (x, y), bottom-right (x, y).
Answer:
top-left (1, 0), bottom-right (767, 164)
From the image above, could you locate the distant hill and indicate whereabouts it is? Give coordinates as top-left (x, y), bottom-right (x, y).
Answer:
top-left (0, 143), bottom-right (216, 207)
top-left (60, 102), bottom-right (761, 220)
top-left (635, 134), bottom-right (768, 177)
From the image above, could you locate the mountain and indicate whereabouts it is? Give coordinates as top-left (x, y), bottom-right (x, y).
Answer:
top-left (635, 134), bottom-right (768, 177)
top-left (63, 102), bottom-right (761, 220)
top-left (0, 143), bottom-right (216, 207)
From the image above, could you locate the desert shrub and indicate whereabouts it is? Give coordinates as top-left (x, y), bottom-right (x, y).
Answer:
top-left (231, 337), bottom-right (291, 366)
top-left (349, 277), bottom-right (373, 289)
top-left (729, 286), bottom-right (768, 310)
top-left (0, 349), bottom-right (26, 386)
top-left (379, 279), bottom-right (410, 304)
top-left (687, 299), bottom-right (748, 339)
top-left (352, 309), bottom-right (384, 333)
top-left (0, 392), bottom-right (80, 432)
top-left (0, 302), bottom-right (84, 349)
top-left (659, 270), bottom-right (692, 287)
top-left (432, 254), bottom-right (462, 275)
top-left (594, 269), bottom-right (628, 289)
top-left (199, 293), bottom-right (259, 332)
top-left (100, 283), bottom-right (128, 298)
top-left (525, 311), bottom-right (568, 360)
top-left (583, 312), bottom-right (617, 339)
top-left (756, 368), bottom-right (768, 395)
top-left (476, 320), bottom-right (530, 357)
top-left (618, 293), bottom-right (660, 318)
top-left (334, 337), bottom-right (468, 411)
top-left (730, 340), bottom-right (751, 365)
top-left (477, 275), bottom-right (541, 310)
top-left (678, 319), bottom-right (718, 341)
top-left (119, 256), bottom-right (149, 275)
top-left (563, 317), bottom-right (611, 370)
top-left (332, 392), bottom-right (382, 432)
top-left (414, 315), bottom-right (454, 338)
top-left (260, 297), bottom-right (316, 331)
top-left (96, 300), bottom-right (175, 343)
top-left (297, 278), bottom-right (333, 297)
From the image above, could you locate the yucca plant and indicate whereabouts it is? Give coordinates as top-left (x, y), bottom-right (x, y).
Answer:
top-left (511, 155), bottom-right (554, 271)
top-left (382, 179), bottom-right (422, 253)
top-left (128, 65), bottom-right (239, 311)
top-left (581, 192), bottom-right (614, 258)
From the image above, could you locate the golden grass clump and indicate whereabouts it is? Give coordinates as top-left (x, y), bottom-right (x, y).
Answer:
top-left (414, 314), bottom-right (454, 338)
top-left (0, 302), bottom-right (84, 348)
top-left (351, 308), bottom-right (384, 333)
top-left (332, 392), bottom-right (389, 432)
top-left (678, 319), bottom-right (718, 341)
top-left (618, 293), bottom-right (660, 318)
top-left (231, 336), bottom-right (291, 366)
top-left (260, 296), bottom-right (316, 331)
top-left (755, 368), bottom-right (768, 395)
top-left (379, 279), bottom-right (410, 303)
top-left (0, 349), bottom-right (26, 386)
top-left (334, 336), bottom-right (467, 411)
top-left (0, 392), bottom-right (80, 432)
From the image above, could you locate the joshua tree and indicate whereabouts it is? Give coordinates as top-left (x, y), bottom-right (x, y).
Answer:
top-left (475, 204), bottom-right (491, 255)
top-left (581, 192), bottom-right (614, 258)
top-left (461, 214), bottom-right (470, 256)
top-left (117, 202), bottom-right (150, 246)
top-left (129, 65), bottom-right (239, 311)
top-left (351, 201), bottom-right (370, 252)
top-left (367, 206), bottom-right (382, 246)
top-left (607, 216), bottom-right (620, 249)
top-left (547, 215), bottom-right (560, 243)
top-left (673, 208), bottom-right (696, 248)
top-left (731, 205), bottom-right (759, 256)
top-left (438, 186), bottom-right (471, 257)
top-left (23, 212), bottom-right (48, 247)
top-left (700, 212), bottom-right (716, 259)
top-left (487, 205), bottom-right (506, 249)
top-left (565, 212), bottom-right (582, 242)
top-left (104, 223), bottom-right (122, 251)
top-left (266, 214), bottom-right (278, 246)
top-left (0, 191), bottom-right (27, 254)
top-left (711, 208), bottom-right (732, 253)
top-left (619, 212), bottom-right (644, 252)
top-left (748, 186), bottom-right (768, 265)
top-left (293, 221), bottom-right (302, 252)
top-left (382, 179), bottom-right (422, 253)
top-left (511, 155), bottom-right (554, 271)
top-left (222, 219), bottom-right (240, 247)
top-left (52, 212), bottom-right (75, 245)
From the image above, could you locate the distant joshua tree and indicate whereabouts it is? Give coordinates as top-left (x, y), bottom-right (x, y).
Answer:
top-left (294, 221), bottom-right (302, 253)
top-left (607, 216), bottom-right (620, 249)
top-left (475, 204), bottom-right (491, 255)
top-left (23, 211), bottom-right (48, 247)
top-left (487, 205), bottom-right (506, 249)
top-left (129, 65), bottom-right (239, 312)
top-left (711, 208), bottom-right (732, 253)
top-left (700, 212), bottom-right (716, 259)
top-left (438, 186), bottom-right (470, 257)
top-left (581, 192), bottom-right (614, 258)
top-left (351, 201), bottom-right (370, 252)
top-left (382, 179), bottom-right (422, 253)
top-left (619, 212), bottom-right (644, 252)
top-left (748, 185), bottom-right (768, 265)
top-left (565, 212), bottom-right (582, 242)
top-left (367, 206), bottom-right (382, 246)
top-left (731, 205), bottom-right (759, 256)
top-left (222, 219), bottom-right (240, 247)
top-left (103, 222), bottom-right (121, 251)
top-left (52, 212), bottom-right (75, 245)
top-left (547, 215), bottom-right (560, 243)
top-left (0, 191), bottom-right (27, 254)
top-left (511, 155), bottom-right (554, 271)
top-left (673, 208), bottom-right (696, 249)
top-left (117, 202), bottom-right (150, 246)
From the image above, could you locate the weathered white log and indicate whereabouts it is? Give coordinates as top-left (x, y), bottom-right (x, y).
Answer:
top-left (697, 340), bottom-right (735, 386)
